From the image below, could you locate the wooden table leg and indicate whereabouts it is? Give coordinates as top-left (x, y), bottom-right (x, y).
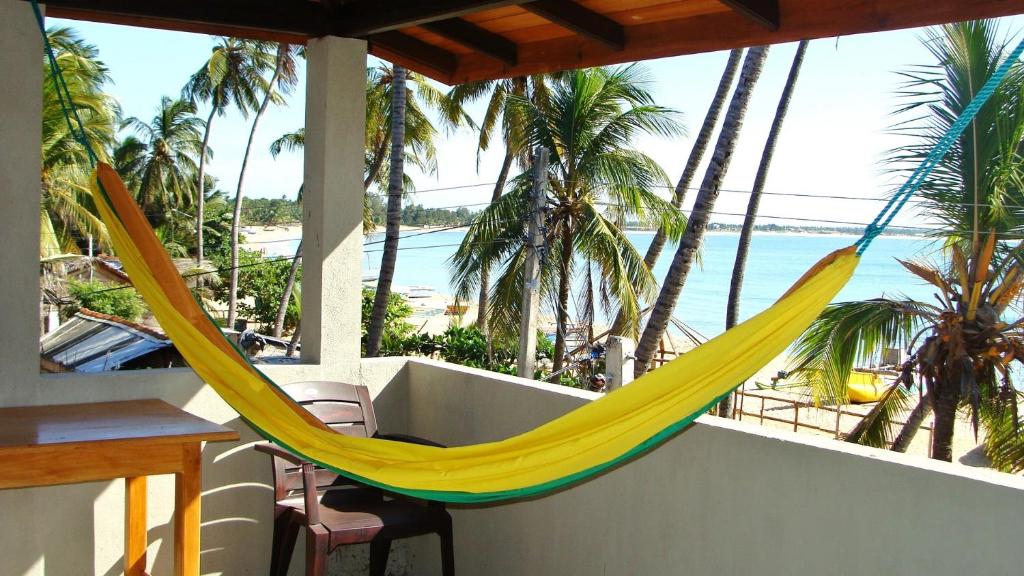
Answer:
top-left (174, 443), bottom-right (202, 576)
top-left (125, 476), bottom-right (147, 576)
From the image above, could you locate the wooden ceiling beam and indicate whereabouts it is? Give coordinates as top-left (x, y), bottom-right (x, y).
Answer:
top-left (368, 31), bottom-right (458, 80)
top-left (333, 0), bottom-right (532, 37)
top-left (720, 0), bottom-right (780, 30)
top-left (521, 0), bottom-right (625, 51)
top-left (421, 19), bottom-right (517, 66)
top-left (35, 0), bottom-right (323, 37)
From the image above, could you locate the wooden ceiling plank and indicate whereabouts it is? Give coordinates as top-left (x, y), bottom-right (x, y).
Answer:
top-left (449, 0), bottom-right (1024, 84)
top-left (333, 0), bottom-right (532, 36)
top-left (34, 0), bottom-right (322, 36)
top-left (522, 0), bottom-right (626, 50)
top-left (368, 31), bottom-right (458, 79)
top-left (421, 18), bottom-right (518, 65)
top-left (719, 0), bottom-right (779, 30)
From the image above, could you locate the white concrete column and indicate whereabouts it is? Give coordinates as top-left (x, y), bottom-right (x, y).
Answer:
top-left (0, 0), bottom-right (44, 404)
top-left (301, 36), bottom-right (366, 381)
top-left (605, 336), bottom-right (635, 391)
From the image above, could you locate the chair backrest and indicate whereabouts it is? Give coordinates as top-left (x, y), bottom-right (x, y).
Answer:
top-left (278, 381), bottom-right (379, 437)
top-left (270, 381), bottom-right (380, 499)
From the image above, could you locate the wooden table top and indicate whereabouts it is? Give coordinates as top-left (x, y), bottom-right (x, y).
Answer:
top-left (0, 399), bottom-right (239, 450)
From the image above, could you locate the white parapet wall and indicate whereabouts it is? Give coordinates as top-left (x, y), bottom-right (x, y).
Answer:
top-left (405, 358), bottom-right (1024, 576)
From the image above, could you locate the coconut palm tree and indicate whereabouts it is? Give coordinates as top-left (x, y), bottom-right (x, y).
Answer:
top-left (114, 96), bottom-right (206, 231)
top-left (450, 65), bottom-right (686, 380)
top-left (227, 42), bottom-right (300, 328)
top-left (635, 46), bottom-right (770, 377)
top-left (790, 20), bottom-right (1024, 468)
top-left (40, 27), bottom-right (118, 258)
top-left (608, 48), bottom-right (742, 337)
top-left (446, 74), bottom-right (559, 330)
top-left (183, 37), bottom-right (276, 267)
top-left (719, 40), bottom-right (809, 417)
top-left (365, 65), bottom-right (409, 357)
top-left (364, 64), bottom-right (471, 356)
top-left (363, 64), bottom-right (447, 193)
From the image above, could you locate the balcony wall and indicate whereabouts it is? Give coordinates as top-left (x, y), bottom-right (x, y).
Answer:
top-left (0, 359), bottom-right (410, 576)
top-left (4, 357), bottom-right (1024, 575)
top-left (403, 358), bottom-right (1024, 576)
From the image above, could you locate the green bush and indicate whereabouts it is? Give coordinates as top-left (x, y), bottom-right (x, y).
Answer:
top-left (361, 288), bottom-right (414, 355)
top-left (67, 280), bottom-right (146, 321)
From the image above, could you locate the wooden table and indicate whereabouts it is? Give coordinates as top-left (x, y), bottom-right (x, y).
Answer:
top-left (0, 399), bottom-right (239, 576)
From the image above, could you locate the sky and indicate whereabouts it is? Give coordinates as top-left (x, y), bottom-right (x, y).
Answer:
top-left (48, 15), bottom-right (1024, 231)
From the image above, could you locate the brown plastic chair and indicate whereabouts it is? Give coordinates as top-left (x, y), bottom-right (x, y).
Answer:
top-left (255, 381), bottom-right (454, 576)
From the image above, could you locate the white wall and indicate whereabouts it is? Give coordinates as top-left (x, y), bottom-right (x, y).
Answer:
top-left (406, 359), bottom-right (1024, 576)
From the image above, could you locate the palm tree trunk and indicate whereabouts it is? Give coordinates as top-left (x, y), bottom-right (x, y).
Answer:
top-left (476, 147), bottom-right (515, 330)
top-left (272, 240), bottom-right (302, 337)
top-left (228, 44), bottom-right (287, 329)
top-left (366, 65), bottom-right (407, 357)
top-left (609, 49), bottom-right (742, 337)
top-left (719, 41), bottom-right (807, 418)
top-left (931, 386), bottom-right (960, 462)
top-left (634, 46), bottom-right (769, 378)
top-left (891, 392), bottom-right (932, 453)
top-left (196, 106), bottom-right (216, 266)
top-left (286, 320), bottom-right (300, 357)
top-left (551, 223), bottom-right (573, 382)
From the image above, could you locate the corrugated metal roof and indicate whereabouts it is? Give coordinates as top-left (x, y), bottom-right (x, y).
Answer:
top-left (40, 311), bottom-right (174, 373)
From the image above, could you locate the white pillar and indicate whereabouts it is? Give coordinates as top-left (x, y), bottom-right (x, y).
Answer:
top-left (0, 0), bottom-right (44, 402)
top-left (301, 36), bottom-right (367, 381)
top-left (606, 336), bottom-right (635, 391)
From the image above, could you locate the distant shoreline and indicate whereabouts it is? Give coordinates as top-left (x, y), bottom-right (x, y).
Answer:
top-left (244, 222), bottom-right (928, 247)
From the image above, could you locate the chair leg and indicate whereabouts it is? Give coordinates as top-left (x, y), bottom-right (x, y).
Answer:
top-left (305, 525), bottom-right (330, 576)
top-left (270, 508), bottom-right (300, 576)
top-left (439, 521), bottom-right (455, 576)
top-left (369, 539), bottom-right (392, 576)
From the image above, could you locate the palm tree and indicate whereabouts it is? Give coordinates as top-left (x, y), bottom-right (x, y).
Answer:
top-left (114, 96), bottom-right (206, 230)
top-left (608, 48), bottom-right (743, 337)
top-left (790, 20), bottom-right (1024, 467)
top-left (719, 40), bottom-right (809, 418)
top-left (450, 65), bottom-right (685, 380)
top-left (365, 65), bottom-right (409, 357)
top-left (183, 37), bottom-right (276, 267)
top-left (364, 64), bottom-right (471, 356)
top-left (363, 64), bottom-right (446, 193)
top-left (227, 42), bottom-right (300, 328)
top-left (447, 74), bottom-right (558, 330)
top-left (635, 46), bottom-right (770, 377)
top-left (40, 27), bottom-right (118, 258)
top-left (267, 131), bottom-right (304, 338)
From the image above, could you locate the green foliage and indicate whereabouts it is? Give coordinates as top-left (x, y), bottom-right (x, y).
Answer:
top-left (67, 280), bottom-right (146, 321)
top-left (213, 248), bottom-right (300, 331)
top-left (242, 196), bottom-right (302, 226)
top-left (365, 199), bottom-right (478, 228)
top-left (360, 288), bottom-right (414, 355)
top-left (40, 27), bottom-right (119, 258)
top-left (390, 324), bottom-right (555, 378)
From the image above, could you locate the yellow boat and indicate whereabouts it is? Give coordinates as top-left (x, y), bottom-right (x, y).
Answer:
top-left (847, 370), bottom-right (889, 403)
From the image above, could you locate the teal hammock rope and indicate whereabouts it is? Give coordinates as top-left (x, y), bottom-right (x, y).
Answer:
top-left (32, 0), bottom-right (99, 167)
top-left (855, 35), bottom-right (1024, 254)
top-left (28, 0), bottom-right (1024, 255)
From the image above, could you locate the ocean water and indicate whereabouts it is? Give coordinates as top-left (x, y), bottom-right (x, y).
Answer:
top-left (271, 230), bottom-right (938, 339)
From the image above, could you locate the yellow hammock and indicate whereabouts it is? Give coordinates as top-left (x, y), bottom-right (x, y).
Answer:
top-left (91, 163), bottom-right (857, 503)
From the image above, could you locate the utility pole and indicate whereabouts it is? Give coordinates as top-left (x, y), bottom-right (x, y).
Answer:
top-left (87, 234), bottom-right (94, 282)
top-left (517, 149), bottom-right (548, 378)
